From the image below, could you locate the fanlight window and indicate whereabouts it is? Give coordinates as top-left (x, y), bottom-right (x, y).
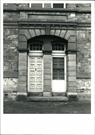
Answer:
top-left (28, 35), bottom-right (67, 51)
top-left (52, 41), bottom-right (64, 50)
top-left (52, 44), bottom-right (64, 50)
top-left (29, 41), bottom-right (43, 50)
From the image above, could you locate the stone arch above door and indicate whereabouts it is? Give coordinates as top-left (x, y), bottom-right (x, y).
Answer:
top-left (18, 28), bottom-right (76, 51)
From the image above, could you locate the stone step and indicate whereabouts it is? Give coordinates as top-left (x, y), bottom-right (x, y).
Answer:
top-left (27, 96), bottom-right (68, 102)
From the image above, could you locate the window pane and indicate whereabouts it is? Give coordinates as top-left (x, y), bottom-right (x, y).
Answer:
top-left (53, 58), bottom-right (64, 80)
top-left (30, 44), bottom-right (42, 50)
top-left (52, 44), bottom-right (64, 50)
top-left (53, 3), bottom-right (64, 8)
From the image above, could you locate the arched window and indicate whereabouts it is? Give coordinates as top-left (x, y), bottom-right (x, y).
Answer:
top-left (28, 35), bottom-right (67, 51)
top-left (28, 40), bottom-right (43, 51)
top-left (52, 42), bottom-right (64, 50)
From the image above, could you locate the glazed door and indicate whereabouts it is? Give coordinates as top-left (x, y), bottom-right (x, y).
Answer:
top-left (28, 56), bottom-right (43, 92)
top-left (52, 57), bottom-right (66, 92)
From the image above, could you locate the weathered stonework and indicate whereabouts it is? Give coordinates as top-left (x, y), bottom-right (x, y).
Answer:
top-left (18, 53), bottom-right (27, 95)
top-left (67, 53), bottom-right (77, 96)
top-left (3, 28), bottom-right (18, 78)
top-left (3, 3), bottom-right (91, 101)
top-left (77, 30), bottom-right (91, 78)
top-left (4, 78), bottom-right (18, 92)
top-left (43, 55), bottom-right (52, 96)
top-left (77, 79), bottom-right (91, 93)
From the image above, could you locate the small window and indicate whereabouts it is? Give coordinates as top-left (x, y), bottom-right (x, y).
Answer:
top-left (29, 40), bottom-right (43, 50)
top-left (53, 3), bottom-right (64, 8)
top-left (52, 44), bottom-right (64, 50)
top-left (31, 3), bottom-right (42, 8)
top-left (30, 44), bottom-right (42, 50)
top-left (29, 41), bottom-right (43, 51)
top-left (53, 58), bottom-right (64, 80)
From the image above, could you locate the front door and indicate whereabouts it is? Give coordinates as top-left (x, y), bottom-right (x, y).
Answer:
top-left (52, 56), bottom-right (66, 93)
top-left (28, 55), bottom-right (43, 93)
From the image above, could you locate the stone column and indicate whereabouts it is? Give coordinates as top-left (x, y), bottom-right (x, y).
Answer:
top-left (66, 31), bottom-right (77, 97)
top-left (67, 51), bottom-right (77, 96)
top-left (18, 52), bottom-right (27, 95)
top-left (43, 54), bottom-right (52, 96)
top-left (43, 39), bottom-right (52, 96)
top-left (17, 34), bottom-right (28, 95)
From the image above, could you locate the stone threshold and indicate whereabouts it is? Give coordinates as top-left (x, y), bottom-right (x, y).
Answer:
top-left (27, 96), bottom-right (68, 102)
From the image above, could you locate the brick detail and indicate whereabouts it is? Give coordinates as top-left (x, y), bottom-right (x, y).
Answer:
top-left (18, 53), bottom-right (27, 93)
top-left (43, 55), bottom-right (52, 93)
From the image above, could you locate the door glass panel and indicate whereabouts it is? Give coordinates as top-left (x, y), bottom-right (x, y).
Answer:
top-left (53, 58), bottom-right (64, 80)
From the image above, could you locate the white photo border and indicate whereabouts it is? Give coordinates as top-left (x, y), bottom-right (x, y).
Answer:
top-left (0, 0), bottom-right (95, 134)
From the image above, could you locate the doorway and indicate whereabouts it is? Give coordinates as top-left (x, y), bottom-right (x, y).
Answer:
top-left (28, 52), bottom-right (43, 93)
top-left (52, 52), bottom-right (66, 93)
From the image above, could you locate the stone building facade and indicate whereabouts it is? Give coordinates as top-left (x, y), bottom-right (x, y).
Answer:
top-left (3, 3), bottom-right (91, 100)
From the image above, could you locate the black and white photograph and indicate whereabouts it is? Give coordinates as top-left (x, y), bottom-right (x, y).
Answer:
top-left (3, 2), bottom-right (91, 114)
top-left (0, 0), bottom-right (95, 134)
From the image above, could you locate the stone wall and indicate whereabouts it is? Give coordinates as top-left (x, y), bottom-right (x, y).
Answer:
top-left (76, 79), bottom-right (91, 93)
top-left (4, 78), bottom-right (18, 92)
top-left (3, 3), bottom-right (91, 97)
top-left (76, 79), bottom-right (91, 100)
top-left (3, 28), bottom-right (18, 78)
top-left (67, 53), bottom-right (77, 95)
top-left (77, 30), bottom-right (91, 78)
top-left (4, 12), bottom-right (19, 21)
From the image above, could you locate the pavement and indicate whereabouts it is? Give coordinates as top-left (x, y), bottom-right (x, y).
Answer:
top-left (4, 100), bottom-right (91, 114)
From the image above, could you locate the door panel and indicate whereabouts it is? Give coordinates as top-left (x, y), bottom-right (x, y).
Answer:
top-left (28, 56), bottom-right (43, 92)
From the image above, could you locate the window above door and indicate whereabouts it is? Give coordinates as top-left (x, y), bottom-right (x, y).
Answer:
top-left (52, 43), bottom-right (64, 51)
top-left (28, 35), bottom-right (67, 52)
